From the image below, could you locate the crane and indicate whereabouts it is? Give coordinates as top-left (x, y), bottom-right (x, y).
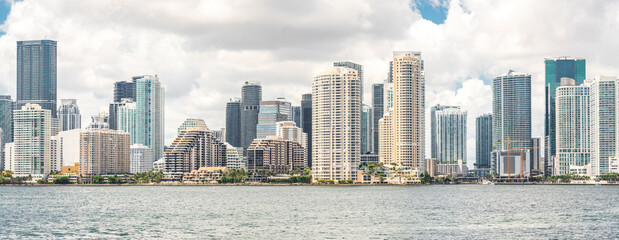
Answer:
top-left (498, 136), bottom-right (528, 179)
top-left (510, 145), bottom-right (550, 179)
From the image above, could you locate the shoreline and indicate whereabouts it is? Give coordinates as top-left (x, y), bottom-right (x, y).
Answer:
top-left (1, 182), bottom-right (617, 187)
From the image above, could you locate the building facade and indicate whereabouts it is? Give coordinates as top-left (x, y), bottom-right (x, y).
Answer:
top-left (589, 76), bottom-right (617, 177)
top-left (300, 93), bottom-right (312, 167)
top-left (256, 99), bottom-right (291, 139)
top-left (163, 128), bottom-right (227, 179)
top-left (17, 40), bottom-right (57, 117)
top-left (361, 104), bottom-right (373, 154)
top-left (431, 105), bottom-right (466, 163)
top-left (13, 103), bottom-right (51, 178)
top-left (241, 82), bottom-right (262, 152)
top-left (3, 143), bottom-right (14, 171)
top-left (134, 75), bottom-right (165, 162)
top-left (247, 136), bottom-right (306, 174)
top-left (177, 118), bottom-right (207, 134)
top-left (0, 95), bottom-right (14, 144)
top-left (224, 143), bottom-right (245, 169)
top-left (312, 67), bottom-right (361, 181)
top-left (130, 144), bottom-right (154, 173)
top-left (114, 80), bottom-right (136, 102)
top-left (58, 99), bottom-right (81, 131)
top-left (50, 129), bottom-right (81, 172)
top-left (476, 114), bottom-right (492, 169)
top-left (292, 106), bottom-right (301, 128)
top-left (79, 129), bottom-right (130, 176)
top-left (225, 98), bottom-right (242, 147)
top-left (492, 70), bottom-right (532, 151)
top-left (88, 112), bottom-right (109, 130)
top-left (372, 83), bottom-right (384, 154)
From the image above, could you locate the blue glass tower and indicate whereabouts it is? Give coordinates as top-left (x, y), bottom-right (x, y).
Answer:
top-left (17, 40), bottom-right (57, 118)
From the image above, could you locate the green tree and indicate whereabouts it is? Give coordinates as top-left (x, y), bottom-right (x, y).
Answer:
top-left (421, 171), bottom-right (433, 184)
top-left (92, 175), bottom-right (105, 184)
top-left (53, 176), bottom-right (70, 184)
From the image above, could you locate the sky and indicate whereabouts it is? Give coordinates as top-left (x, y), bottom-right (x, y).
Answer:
top-left (0, 0), bottom-right (618, 168)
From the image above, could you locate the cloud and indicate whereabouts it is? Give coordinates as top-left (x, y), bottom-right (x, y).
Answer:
top-left (0, 0), bottom-right (618, 167)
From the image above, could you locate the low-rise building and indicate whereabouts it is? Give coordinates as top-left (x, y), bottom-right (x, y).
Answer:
top-left (182, 166), bottom-right (227, 183)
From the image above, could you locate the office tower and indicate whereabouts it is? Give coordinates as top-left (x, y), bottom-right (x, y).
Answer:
top-left (300, 93), bottom-right (312, 167)
top-left (379, 51), bottom-right (425, 174)
top-left (312, 67), bottom-right (361, 181)
top-left (530, 137), bottom-right (543, 175)
top-left (334, 61), bottom-right (364, 100)
top-left (50, 129), bottom-right (81, 172)
top-left (372, 83), bottom-right (384, 154)
top-left (361, 104), bottom-right (373, 154)
top-left (275, 121), bottom-right (307, 149)
top-left (431, 105), bottom-right (467, 163)
top-left (134, 75), bottom-right (165, 161)
top-left (247, 136), bottom-right (306, 174)
top-left (88, 112), bottom-right (109, 130)
top-left (225, 143), bottom-right (245, 169)
top-left (241, 82), bottom-right (262, 152)
top-left (292, 106), bottom-right (301, 127)
top-left (108, 99), bottom-right (133, 130)
top-left (225, 98), bottom-right (242, 147)
top-left (79, 129), bottom-right (130, 176)
top-left (177, 118), bottom-right (207, 134)
top-left (130, 144), bottom-right (154, 173)
top-left (0, 95), bottom-right (14, 144)
top-left (544, 57), bottom-right (585, 175)
top-left (13, 103), bottom-right (51, 177)
top-left (163, 128), bottom-right (226, 179)
top-left (58, 99), bottom-right (81, 131)
top-left (3, 143), bottom-right (14, 171)
top-left (256, 98), bottom-right (291, 139)
top-left (114, 80), bottom-right (136, 102)
top-left (16, 40), bottom-right (57, 117)
top-left (492, 70), bottom-right (532, 151)
top-left (589, 76), bottom-right (617, 177)
top-left (476, 114), bottom-right (492, 169)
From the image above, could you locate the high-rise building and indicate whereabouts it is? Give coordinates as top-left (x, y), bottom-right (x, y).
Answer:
top-left (224, 143), bottom-right (245, 169)
top-left (256, 99), bottom-right (291, 139)
top-left (130, 144), bottom-right (154, 173)
top-left (492, 70), bottom-right (532, 152)
top-left (312, 67), bottom-right (361, 181)
top-left (13, 103), bottom-right (51, 178)
top-left (108, 98), bottom-right (133, 130)
top-left (16, 40), bottom-right (57, 117)
top-left (431, 105), bottom-right (467, 163)
top-left (177, 118), bottom-right (207, 134)
top-left (88, 112), bottom-right (109, 130)
top-left (3, 143), bottom-right (14, 171)
top-left (50, 129), bottom-right (81, 172)
top-left (134, 75), bottom-right (165, 161)
top-left (163, 128), bottom-right (226, 179)
top-left (372, 83), bottom-right (383, 154)
top-left (247, 136), bottom-right (306, 174)
top-left (475, 114), bottom-right (492, 169)
top-left (275, 121), bottom-right (307, 150)
top-left (530, 137), bottom-right (543, 175)
top-left (117, 102), bottom-right (136, 135)
top-left (292, 106), bottom-right (301, 128)
top-left (545, 57), bottom-right (585, 175)
top-left (556, 78), bottom-right (590, 176)
top-left (300, 93), bottom-right (312, 167)
top-left (79, 129), bottom-right (130, 176)
top-left (361, 104), bottom-right (373, 154)
top-left (334, 61), bottom-right (364, 100)
top-left (0, 95), bottom-right (14, 144)
top-left (114, 80), bottom-right (136, 102)
top-left (241, 82), bottom-right (262, 152)
top-left (225, 98), bottom-right (242, 147)
top-left (589, 76), bottom-right (617, 177)
top-left (58, 99), bottom-right (81, 131)
top-left (379, 51), bottom-right (425, 175)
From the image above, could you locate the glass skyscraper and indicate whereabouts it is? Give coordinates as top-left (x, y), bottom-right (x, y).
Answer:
top-left (300, 93), bottom-right (312, 167)
top-left (476, 114), bottom-right (492, 169)
top-left (431, 105), bottom-right (467, 163)
top-left (225, 98), bottom-right (242, 147)
top-left (58, 99), bottom-right (81, 131)
top-left (291, 106), bottom-right (301, 128)
top-left (134, 75), bottom-right (165, 161)
top-left (16, 40), bottom-right (58, 118)
top-left (544, 57), bottom-right (585, 175)
top-left (361, 104), bottom-right (373, 154)
top-left (256, 99), bottom-right (291, 139)
top-left (241, 82), bottom-right (262, 153)
top-left (372, 83), bottom-right (383, 154)
top-left (492, 70), bottom-right (531, 151)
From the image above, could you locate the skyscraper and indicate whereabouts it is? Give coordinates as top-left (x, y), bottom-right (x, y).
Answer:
top-left (16, 40), bottom-right (57, 117)
top-left (58, 99), bottom-right (81, 131)
top-left (291, 106), bottom-right (301, 128)
top-left (79, 129), bottom-right (130, 176)
top-left (431, 105), bottom-right (467, 163)
top-left (361, 104), bottom-right (373, 154)
top-left (372, 83), bottom-right (383, 154)
top-left (225, 98), bottom-right (242, 147)
top-left (379, 51), bottom-right (425, 174)
top-left (13, 103), bottom-right (51, 178)
top-left (256, 98), bottom-right (291, 139)
top-left (544, 57), bottom-right (585, 175)
top-left (312, 67), bottom-right (361, 181)
top-left (108, 99), bottom-right (132, 130)
top-left (241, 82), bottom-right (262, 153)
top-left (555, 77), bottom-right (590, 176)
top-left (589, 76), bottom-right (617, 177)
top-left (134, 75), bottom-right (165, 161)
top-left (431, 105), bottom-right (460, 160)
top-left (300, 93), bottom-right (312, 167)
top-left (88, 112), bottom-right (109, 130)
top-left (114, 80), bottom-right (137, 102)
top-left (0, 95), bottom-right (14, 144)
top-left (492, 70), bottom-right (532, 152)
top-left (334, 61), bottom-right (364, 100)
top-left (475, 114), bottom-right (492, 169)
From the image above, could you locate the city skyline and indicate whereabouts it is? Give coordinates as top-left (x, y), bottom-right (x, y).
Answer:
top-left (1, 1), bottom-right (619, 168)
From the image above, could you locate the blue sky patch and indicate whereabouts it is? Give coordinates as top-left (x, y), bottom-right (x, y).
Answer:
top-left (415, 0), bottom-right (448, 25)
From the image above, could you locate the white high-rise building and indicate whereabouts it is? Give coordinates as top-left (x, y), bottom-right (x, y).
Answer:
top-left (50, 129), bottom-right (81, 172)
top-left (589, 75), bottom-right (617, 177)
top-left (3, 142), bottom-right (14, 171)
top-left (431, 105), bottom-right (467, 164)
top-left (555, 78), bottom-right (591, 176)
top-left (312, 67), bottom-right (361, 181)
top-left (130, 144), bottom-right (154, 173)
top-left (379, 51), bottom-right (425, 175)
top-left (58, 99), bottom-right (81, 131)
top-left (13, 103), bottom-right (51, 178)
top-left (275, 121), bottom-right (307, 149)
top-left (134, 75), bottom-right (165, 162)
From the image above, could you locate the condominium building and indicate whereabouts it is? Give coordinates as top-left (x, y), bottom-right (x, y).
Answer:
top-left (224, 143), bottom-right (245, 169)
top-left (241, 82), bottom-right (262, 152)
top-left (589, 76), bottom-right (617, 177)
top-left (334, 61), bottom-right (364, 100)
top-left (256, 98), bottom-right (291, 139)
top-left (79, 129), bottom-right (130, 175)
top-left (17, 40), bottom-right (57, 117)
top-left (555, 78), bottom-right (591, 175)
top-left (177, 118), bottom-right (207, 134)
top-left (379, 51), bottom-right (425, 174)
top-left (378, 112), bottom-right (393, 164)
top-left (163, 128), bottom-right (226, 179)
top-left (13, 103), bottom-right (51, 178)
top-left (50, 129), bottom-right (81, 172)
top-left (476, 114), bottom-right (492, 169)
top-left (225, 98), bottom-right (242, 147)
top-left (312, 67), bottom-right (361, 181)
top-left (130, 144), bottom-right (154, 173)
top-left (134, 75), bottom-right (165, 161)
top-left (431, 105), bottom-right (466, 163)
top-left (247, 136), bottom-right (306, 174)
top-left (109, 98), bottom-right (133, 130)
top-left (492, 70), bottom-right (532, 151)
top-left (58, 99), bottom-right (81, 131)
top-left (275, 121), bottom-right (307, 149)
